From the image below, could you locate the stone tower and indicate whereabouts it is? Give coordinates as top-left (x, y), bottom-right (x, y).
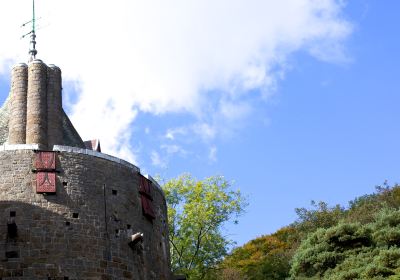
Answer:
top-left (0, 59), bottom-right (172, 279)
top-left (9, 60), bottom-right (63, 149)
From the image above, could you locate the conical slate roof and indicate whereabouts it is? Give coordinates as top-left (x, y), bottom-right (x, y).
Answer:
top-left (0, 94), bottom-right (85, 148)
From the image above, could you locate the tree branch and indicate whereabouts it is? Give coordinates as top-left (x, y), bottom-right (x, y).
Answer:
top-left (188, 225), bottom-right (204, 270)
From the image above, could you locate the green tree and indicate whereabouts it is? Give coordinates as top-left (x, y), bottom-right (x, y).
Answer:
top-left (346, 183), bottom-right (400, 224)
top-left (294, 200), bottom-right (345, 237)
top-left (162, 174), bottom-right (247, 279)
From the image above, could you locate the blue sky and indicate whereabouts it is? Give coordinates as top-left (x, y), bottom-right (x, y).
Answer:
top-left (0, 0), bottom-right (399, 246)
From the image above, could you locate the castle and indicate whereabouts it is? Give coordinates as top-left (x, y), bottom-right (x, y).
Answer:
top-left (0, 48), bottom-right (171, 280)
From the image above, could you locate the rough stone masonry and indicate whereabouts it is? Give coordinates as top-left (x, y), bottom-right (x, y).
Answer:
top-left (0, 59), bottom-right (172, 279)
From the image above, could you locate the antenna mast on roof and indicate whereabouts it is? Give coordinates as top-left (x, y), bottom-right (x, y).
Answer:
top-left (22, 0), bottom-right (38, 61)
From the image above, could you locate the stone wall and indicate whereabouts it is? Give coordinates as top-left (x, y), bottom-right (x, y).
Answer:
top-left (0, 149), bottom-right (171, 279)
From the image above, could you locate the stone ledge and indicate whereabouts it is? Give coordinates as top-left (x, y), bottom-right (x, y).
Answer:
top-left (53, 145), bottom-right (140, 173)
top-left (0, 143), bottom-right (42, 151)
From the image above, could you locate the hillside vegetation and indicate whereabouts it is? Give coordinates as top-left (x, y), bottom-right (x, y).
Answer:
top-left (214, 183), bottom-right (400, 279)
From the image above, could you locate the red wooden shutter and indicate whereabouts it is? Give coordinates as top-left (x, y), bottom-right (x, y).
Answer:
top-left (35, 152), bottom-right (57, 194)
top-left (141, 195), bottom-right (156, 219)
top-left (139, 175), bottom-right (151, 195)
top-left (36, 172), bottom-right (56, 193)
top-left (139, 175), bottom-right (155, 219)
top-left (36, 151), bottom-right (56, 170)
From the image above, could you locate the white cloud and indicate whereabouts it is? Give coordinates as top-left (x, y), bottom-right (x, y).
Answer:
top-left (0, 0), bottom-right (352, 162)
top-left (151, 150), bottom-right (167, 169)
top-left (161, 144), bottom-right (187, 157)
top-left (165, 132), bottom-right (174, 141)
top-left (165, 127), bottom-right (188, 141)
top-left (209, 146), bottom-right (218, 163)
top-left (163, 100), bottom-right (252, 144)
top-left (193, 123), bottom-right (217, 142)
top-left (149, 144), bottom-right (187, 170)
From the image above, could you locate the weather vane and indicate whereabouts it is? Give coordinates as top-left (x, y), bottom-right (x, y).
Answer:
top-left (21, 0), bottom-right (38, 62)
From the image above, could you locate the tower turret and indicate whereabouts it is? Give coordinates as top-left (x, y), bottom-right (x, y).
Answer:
top-left (26, 59), bottom-right (48, 147)
top-left (47, 64), bottom-right (63, 148)
top-left (8, 63), bottom-right (28, 144)
top-left (8, 60), bottom-right (67, 149)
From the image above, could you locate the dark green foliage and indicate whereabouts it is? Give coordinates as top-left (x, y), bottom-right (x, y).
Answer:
top-left (346, 182), bottom-right (400, 224)
top-left (290, 208), bottom-right (400, 279)
top-left (294, 201), bottom-right (346, 237)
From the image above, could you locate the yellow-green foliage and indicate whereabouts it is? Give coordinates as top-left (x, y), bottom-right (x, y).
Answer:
top-left (219, 227), bottom-right (297, 279)
top-left (162, 174), bottom-right (247, 279)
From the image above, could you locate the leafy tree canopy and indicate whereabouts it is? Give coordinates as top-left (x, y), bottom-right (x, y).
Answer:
top-left (162, 174), bottom-right (247, 279)
top-left (219, 227), bottom-right (296, 280)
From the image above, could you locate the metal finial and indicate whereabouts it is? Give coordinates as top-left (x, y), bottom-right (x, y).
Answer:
top-left (22, 0), bottom-right (38, 62)
top-left (29, 0), bottom-right (38, 61)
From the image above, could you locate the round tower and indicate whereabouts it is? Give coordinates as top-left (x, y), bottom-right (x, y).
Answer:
top-left (0, 58), bottom-right (173, 278)
top-left (26, 59), bottom-right (47, 148)
top-left (8, 63), bottom-right (28, 144)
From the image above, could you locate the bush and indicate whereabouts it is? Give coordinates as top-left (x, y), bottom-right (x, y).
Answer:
top-left (290, 208), bottom-right (400, 279)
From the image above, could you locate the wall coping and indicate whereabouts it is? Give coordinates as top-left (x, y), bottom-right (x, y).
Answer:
top-left (0, 144), bottom-right (139, 172)
top-left (0, 143), bottom-right (42, 151)
top-left (53, 145), bottom-right (140, 173)
top-left (54, 146), bottom-right (165, 195)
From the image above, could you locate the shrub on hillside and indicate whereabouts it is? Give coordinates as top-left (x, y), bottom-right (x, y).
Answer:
top-left (290, 208), bottom-right (400, 279)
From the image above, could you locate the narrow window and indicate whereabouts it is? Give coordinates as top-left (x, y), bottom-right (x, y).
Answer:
top-left (5, 251), bottom-right (19, 258)
top-left (7, 222), bottom-right (17, 238)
